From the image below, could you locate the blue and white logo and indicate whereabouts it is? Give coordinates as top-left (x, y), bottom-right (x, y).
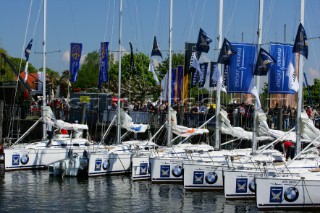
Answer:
top-left (193, 171), bottom-right (204, 184)
top-left (20, 154), bottom-right (29, 165)
top-left (284, 187), bottom-right (299, 202)
top-left (12, 154), bottom-right (20, 166)
top-left (248, 179), bottom-right (255, 192)
top-left (172, 165), bottom-right (183, 177)
top-left (102, 160), bottom-right (110, 170)
top-left (269, 187), bottom-right (283, 203)
top-left (140, 163), bottom-right (148, 175)
top-left (160, 165), bottom-right (170, 177)
top-left (236, 178), bottom-right (247, 193)
top-left (205, 172), bottom-right (218, 184)
top-left (95, 159), bottom-right (102, 171)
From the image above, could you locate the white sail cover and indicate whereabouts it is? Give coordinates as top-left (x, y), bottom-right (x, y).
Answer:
top-left (120, 110), bottom-right (149, 133)
top-left (170, 110), bottom-right (209, 137)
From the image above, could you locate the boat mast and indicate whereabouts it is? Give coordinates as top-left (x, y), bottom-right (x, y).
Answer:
top-left (296, 0), bottom-right (305, 155)
top-left (42, 0), bottom-right (47, 140)
top-left (167, 0), bottom-right (173, 146)
top-left (116, 0), bottom-right (123, 145)
top-left (214, 0), bottom-right (223, 150)
top-left (252, 0), bottom-right (264, 153)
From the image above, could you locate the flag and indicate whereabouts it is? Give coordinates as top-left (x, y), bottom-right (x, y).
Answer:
top-left (69, 43), bottom-right (82, 82)
top-left (24, 39), bottom-right (33, 61)
top-left (148, 60), bottom-right (159, 84)
top-left (129, 41), bottom-right (135, 75)
top-left (38, 71), bottom-right (43, 92)
top-left (24, 39), bottom-right (33, 82)
top-left (151, 35), bottom-right (162, 58)
top-left (183, 43), bottom-right (195, 100)
top-left (209, 62), bottom-right (226, 93)
top-left (171, 68), bottom-right (177, 102)
top-left (269, 43), bottom-right (295, 94)
top-left (190, 52), bottom-right (201, 73)
top-left (254, 48), bottom-right (275, 76)
top-left (177, 66), bottom-right (183, 101)
top-left (196, 28), bottom-right (212, 53)
top-left (160, 72), bottom-right (169, 101)
top-left (286, 61), bottom-right (299, 92)
top-left (227, 43), bottom-right (257, 93)
top-left (248, 78), bottom-right (261, 110)
top-left (218, 38), bottom-right (236, 64)
top-left (98, 42), bottom-right (109, 89)
top-left (293, 23), bottom-right (308, 59)
top-left (191, 68), bottom-right (199, 88)
top-left (198, 62), bottom-right (208, 88)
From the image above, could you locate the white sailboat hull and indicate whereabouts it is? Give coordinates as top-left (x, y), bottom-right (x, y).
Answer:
top-left (131, 153), bottom-right (151, 181)
top-left (150, 157), bottom-right (184, 183)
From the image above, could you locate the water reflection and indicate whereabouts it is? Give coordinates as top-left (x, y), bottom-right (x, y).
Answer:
top-left (0, 166), bottom-right (264, 213)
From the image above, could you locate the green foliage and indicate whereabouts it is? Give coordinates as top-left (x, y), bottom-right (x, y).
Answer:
top-left (157, 53), bottom-right (184, 79)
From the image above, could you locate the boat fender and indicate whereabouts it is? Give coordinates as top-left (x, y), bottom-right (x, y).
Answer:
top-left (102, 160), bottom-right (110, 170)
top-left (172, 165), bottom-right (183, 177)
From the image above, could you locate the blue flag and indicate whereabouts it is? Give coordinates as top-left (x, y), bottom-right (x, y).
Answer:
top-left (69, 43), bottom-right (82, 82)
top-left (177, 65), bottom-right (183, 101)
top-left (293, 23), bottom-right (308, 59)
top-left (191, 68), bottom-right (199, 88)
top-left (98, 42), bottom-right (109, 89)
top-left (129, 41), bottom-right (135, 75)
top-left (218, 38), bottom-right (236, 65)
top-left (199, 62), bottom-right (208, 88)
top-left (196, 28), bottom-right (212, 53)
top-left (254, 48), bottom-right (275, 76)
top-left (209, 62), bottom-right (218, 87)
top-left (269, 43), bottom-right (296, 94)
top-left (24, 39), bottom-right (33, 61)
top-left (227, 43), bottom-right (257, 93)
top-left (151, 35), bottom-right (162, 58)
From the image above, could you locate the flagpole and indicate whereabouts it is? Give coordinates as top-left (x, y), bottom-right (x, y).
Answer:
top-left (251, 0), bottom-right (263, 154)
top-left (296, 0), bottom-right (305, 155)
top-left (116, 0), bottom-right (123, 145)
top-left (214, 0), bottom-right (223, 150)
top-left (42, 0), bottom-right (47, 140)
top-left (167, 0), bottom-right (173, 146)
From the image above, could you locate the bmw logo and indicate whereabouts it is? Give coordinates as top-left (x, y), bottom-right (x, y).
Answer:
top-left (248, 179), bottom-right (255, 192)
top-left (205, 172), bottom-right (218, 184)
top-left (171, 165), bottom-right (183, 177)
top-left (20, 154), bottom-right (29, 165)
top-left (102, 160), bottom-right (110, 170)
top-left (284, 187), bottom-right (299, 202)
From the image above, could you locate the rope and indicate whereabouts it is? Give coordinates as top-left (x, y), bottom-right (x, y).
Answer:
top-left (110, 0), bottom-right (116, 50)
top-left (199, 0), bottom-right (207, 27)
top-left (225, 0), bottom-right (238, 38)
top-left (154, 0), bottom-right (161, 34)
top-left (103, 0), bottom-right (111, 42)
top-left (187, 0), bottom-right (199, 41)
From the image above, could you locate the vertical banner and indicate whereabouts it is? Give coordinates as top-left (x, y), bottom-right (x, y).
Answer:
top-left (38, 72), bottom-right (43, 92)
top-left (171, 68), bottom-right (177, 102)
top-left (98, 42), bottom-right (109, 88)
top-left (269, 43), bottom-right (295, 94)
top-left (227, 43), bottom-right (257, 93)
top-left (199, 62), bottom-right (208, 88)
top-left (160, 72), bottom-right (168, 101)
top-left (191, 69), bottom-right (199, 88)
top-left (69, 43), bottom-right (82, 82)
top-left (209, 62), bottom-right (218, 88)
top-left (184, 43), bottom-right (196, 99)
top-left (177, 65), bottom-right (183, 102)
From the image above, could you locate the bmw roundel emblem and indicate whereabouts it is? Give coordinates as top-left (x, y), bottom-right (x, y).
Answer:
top-left (248, 179), bottom-right (255, 192)
top-left (172, 165), bottom-right (183, 177)
top-left (20, 154), bottom-right (29, 165)
top-left (102, 160), bottom-right (110, 170)
top-left (284, 187), bottom-right (299, 202)
top-left (205, 172), bottom-right (218, 184)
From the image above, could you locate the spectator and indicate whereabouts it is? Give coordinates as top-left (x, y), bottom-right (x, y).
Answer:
top-left (199, 103), bottom-right (207, 113)
top-left (282, 140), bottom-right (295, 161)
top-left (190, 104), bottom-right (199, 113)
top-left (283, 105), bottom-right (290, 130)
top-left (239, 102), bottom-right (246, 128)
top-left (306, 106), bottom-right (312, 118)
top-left (208, 105), bottom-right (215, 115)
top-left (272, 102), bottom-right (279, 129)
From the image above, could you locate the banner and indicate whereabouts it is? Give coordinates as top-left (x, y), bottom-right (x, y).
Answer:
top-left (171, 68), bottom-right (177, 102)
top-left (177, 65), bottom-right (183, 101)
top-left (199, 62), bottom-right (208, 88)
top-left (69, 43), bottom-right (82, 82)
top-left (98, 42), bottom-right (109, 88)
top-left (191, 68), bottom-right (199, 88)
top-left (227, 43), bottom-right (257, 93)
top-left (160, 72), bottom-right (169, 101)
top-left (269, 43), bottom-right (295, 94)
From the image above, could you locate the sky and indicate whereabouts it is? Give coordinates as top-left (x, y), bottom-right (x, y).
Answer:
top-left (1, 0), bottom-right (320, 88)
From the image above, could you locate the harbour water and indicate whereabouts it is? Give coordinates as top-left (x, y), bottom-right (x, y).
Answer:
top-left (0, 165), bottom-right (310, 213)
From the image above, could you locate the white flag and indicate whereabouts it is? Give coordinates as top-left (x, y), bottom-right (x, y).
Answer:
top-left (148, 60), bottom-right (159, 84)
top-left (190, 52), bottom-right (201, 74)
top-left (211, 64), bottom-right (226, 93)
top-left (24, 62), bottom-right (29, 82)
top-left (286, 61), bottom-right (299, 92)
top-left (160, 72), bottom-right (168, 101)
top-left (248, 78), bottom-right (261, 110)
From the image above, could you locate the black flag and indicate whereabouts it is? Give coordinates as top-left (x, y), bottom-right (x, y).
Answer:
top-left (151, 35), bottom-right (162, 58)
top-left (217, 38), bottom-right (236, 65)
top-left (254, 48), bottom-right (275, 76)
top-left (293, 23), bottom-right (308, 59)
top-left (129, 41), bottom-right (135, 75)
top-left (196, 28), bottom-right (212, 53)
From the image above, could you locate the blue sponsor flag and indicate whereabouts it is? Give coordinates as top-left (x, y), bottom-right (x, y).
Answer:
top-left (191, 69), bottom-right (199, 88)
top-left (177, 65), bottom-right (183, 101)
top-left (69, 43), bottom-right (82, 82)
top-left (293, 23), bottom-right (308, 59)
top-left (218, 38), bottom-right (236, 65)
top-left (269, 43), bottom-right (295, 94)
top-left (98, 42), bottom-right (109, 89)
top-left (171, 68), bottom-right (177, 102)
top-left (24, 39), bottom-right (33, 61)
top-left (196, 28), bottom-right (212, 53)
top-left (254, 48), bottom-right (275, 76)
top-left (209, 62), bottom-right (218, 87)
top-left (199, 62), bottom-right (208, 88)
top-left (227, 43), bottom-right (257, 93)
